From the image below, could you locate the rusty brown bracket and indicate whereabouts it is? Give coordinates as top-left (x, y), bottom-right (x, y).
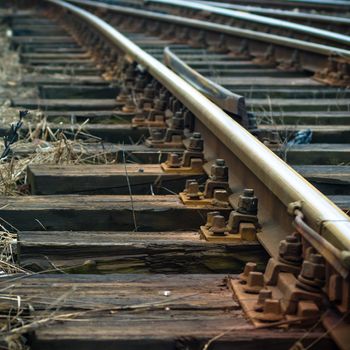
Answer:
top-left (288, 201), bottom-right (350, 280)
top-left (163, 46), bottom-right (251, 128)
top-left (231, 201), bottom-right (350, 347)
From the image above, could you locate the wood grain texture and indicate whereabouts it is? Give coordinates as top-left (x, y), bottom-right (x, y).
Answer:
top-left (11, 142), bottom-right (180, 163)
top-left (281, 144), bottom-right (350, 165)
top-left (0, 195), bottom-right (231, 231)
top-left (27, 164), bottom-right (206, 195)
top-left (1, 274), bottom-right (334, 350)
top-left (17, 230), bottom-right (266, 273)
top-left (293, 165), bottom-right (350, 195)
top-left (11, 98), bottom-right (120, 110)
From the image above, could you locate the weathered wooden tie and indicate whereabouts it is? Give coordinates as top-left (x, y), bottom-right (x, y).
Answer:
top-left (2, 274), bottom-right (333, 350)
top-left (27, 164), bottom-right (206, 195)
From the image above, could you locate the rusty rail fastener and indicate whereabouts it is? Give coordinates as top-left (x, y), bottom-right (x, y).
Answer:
top-left (288, 201), bottom-right (350, 279)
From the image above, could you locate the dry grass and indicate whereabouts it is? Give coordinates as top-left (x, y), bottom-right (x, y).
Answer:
top-left (0, 20), bottom-right (120, 349)
top-left (0, 125), bottom-right (113, 196)
top-left (0, 21), bottom-right (113, 196)
top-left (0, 25), bottom-right (22, 84)
top-left (0, 230), bottom-right (23, 275)
top-left (0, 24), bottom-right (37, 101)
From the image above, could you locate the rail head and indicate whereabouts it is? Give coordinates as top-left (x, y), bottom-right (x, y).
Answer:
top-left (144, 0), bottom-right (350, 47)
top-left (205, 0), bottom-right (350, 11)
top-left (163, 46), bottom-right (249, 127)
top-left (196, 0), bottom-right (350, 25)
top-left (66, 0), bottom-right (350, 73)
top-left (45, 0), bottom-right (350, 272)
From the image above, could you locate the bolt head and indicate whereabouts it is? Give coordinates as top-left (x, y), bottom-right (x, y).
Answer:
top-left (243, 271), bottom-right (264, 294)
top-left (238, 189), bottom-right (258, 215)
top-left (187, 181), bottom-right (199, 194)
top-left (210, 159), bottom-right (228, 181)
top-left (257, 288), bottom-right (272, 305)
top-left (243, 189), bottom-right (254, 197)
top-left (243, 262), bottom-right (257, 275)
top-left (263, 299), bottom-right (282, 315)
top-left (205, 211), bottom-right (220, 227)
top-left (278, 235), bottom-right (302, 264)
top-left (209, 215), bottom-right (227, 235)
top-left (300, 256), bottom-right (325, 282)
top-left (286, 235), bottom-right (298, 243)
top-left (188, 134), bottom-right (203, 152)
top-left (213, 189), bottom-right (228, 203)
top-left (239, 262), bottom-right (256, 283)
top-left (310, 253), bottom-right (324, 265)
top-left (185, 179), bottom-right (196, 191)
top-left (152, 130), bottom-right (164, 141)
top-left (166, 153), bottom-right (181, 168)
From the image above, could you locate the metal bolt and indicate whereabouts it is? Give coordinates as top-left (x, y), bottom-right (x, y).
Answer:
top-left (116, 86), bottom-right (130, 102)
top-left (143, 83), bottom-right (155, 99)
top-left (125, 64), bottom-right (136, 79)
top-left (269, 131), bottom-right (280, 144)
top-left (237, 189), bottom-right (258, 215)
top-left (213, 189), bottom-right (229, 203)
top-left (243, 271), bottom-right (264, 294)
top-left (310, 253), bottom-right (323, 265)
top-left (239, 262), bottom-right (257, 283)
top-left (255, 288), bottom-right (273, 310)
top-left (135, 74), bottom-right (148, 90)
top-left (151, 79), bottom-right (159, 89)
top-left (166, 153), bottom-right (181, 168)
top-left (301, 254), bottom-right (325, 280)
top-left (278, 233), bottom-right (302, 265)
top-left (154, 97), bottom-right (167, 111)
top-left (205, 211), bottom-right (220, 228)
top-left (186, 181), bottom-right (201, 199)
top-left (151, 129), bottom-right (164, 141)
top-left (171, 113), bottom-right (184, 130)
top-left (297, 253), bottom-right (325, 291)
top-left (209, 215), bottom-right (227, 236)
top-left (188, 132), bottom-right (203, 151)
top-left (159, 92), bottom-right (169, 100)
top-left (188, 158), bottom-right (203, 171)
top-left (122, 96), bottom-right (136, 113)
top-left (210, 159), bottom-right (228, 181)
top-left (255, 299), bottom-right (283, 322)
top-left (184, 179), bottom-right (195, 192)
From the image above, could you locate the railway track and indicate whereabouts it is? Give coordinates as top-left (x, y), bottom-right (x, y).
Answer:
top-left (195, 0), bottom-right (350, 32)
top-left (67, 0), bottom-right (350, 205)
top-left (0, 0), bottom-right (349, 349)
top-left (129, 0), bottom-right (350, 48)
top-left (201, 0), bottom-right (350, 15)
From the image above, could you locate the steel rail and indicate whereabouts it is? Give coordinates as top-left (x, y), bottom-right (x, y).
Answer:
top-left (209, 0), bottom-right (350, 11)
top-left (144, 0), bottom-right (350, 47)
top-left (66, 0), bottom-right (350, 72)
top-left (163, 46), bottom-right (248, 125)
top-left (196, 0), bottom-right (350, 26)
top-left (292, 207), bottom-right (349, 279)
top-left (46, 0), bottom-right (350, 272)
top-left (273, 0), bottom-right (350, 6)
